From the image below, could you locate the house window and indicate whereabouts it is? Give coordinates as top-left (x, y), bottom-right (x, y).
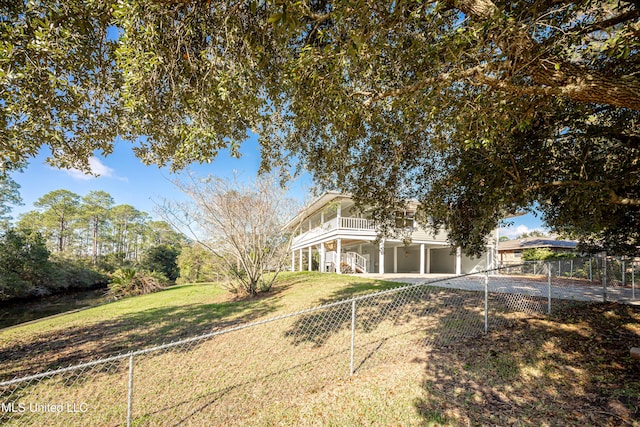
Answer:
top-left (395, 210), bottom-right (415, 230)
top-left (513, 251), bottom-right (522, 258)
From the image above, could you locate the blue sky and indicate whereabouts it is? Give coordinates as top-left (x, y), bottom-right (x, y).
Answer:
top-left (8, 135), bottom-right (545, 239)
top-left (9, 134), bottom-right (313, 219)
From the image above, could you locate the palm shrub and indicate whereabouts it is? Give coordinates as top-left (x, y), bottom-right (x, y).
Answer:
top-left (108, 268), bottom-right (168, 298)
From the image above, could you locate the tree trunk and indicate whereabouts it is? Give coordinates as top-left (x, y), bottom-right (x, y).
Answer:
top-left (92, 217), bottom-right (99, 265)
top-left (58, 215), bottom-right (65, 252)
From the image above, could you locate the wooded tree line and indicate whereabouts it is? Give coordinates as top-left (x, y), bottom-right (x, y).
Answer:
top-left (17, 189), bottom-right (184, 264)
top-left (0, 174), bottom-right (295, 299)
top-left (0, 185), bottom-right (186, 301)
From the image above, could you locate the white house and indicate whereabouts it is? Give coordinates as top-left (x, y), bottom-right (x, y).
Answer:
top-left (286, 192), bottom-right (497, 275)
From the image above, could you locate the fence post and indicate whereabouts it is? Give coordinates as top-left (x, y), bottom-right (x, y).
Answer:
top-left (547, 262), bottom-right (552, 314)
top-left (558, 260), bottom-right (561, 277)
top-left (622, 259), bottom-right (626, 288)
top-left (589, 255), bottom-right (593, 282)
top-left (603, 253), bottom-right (607, 303)
top-left (350, 300), bottom-right (356, 376)
top-left (127, 354), bottom-right (134, 427)
top-left (570, 259), bottom-right (573, 278)
top-left (484, 269), bottom-right (489, 334)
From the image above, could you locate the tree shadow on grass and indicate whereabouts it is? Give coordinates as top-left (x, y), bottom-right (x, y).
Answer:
top-left (283, 282), bottom-right (486, 348)
top-left (414, 302), bottom-right (640, 426)
top-left (0, 287), bottom-right (284, 381)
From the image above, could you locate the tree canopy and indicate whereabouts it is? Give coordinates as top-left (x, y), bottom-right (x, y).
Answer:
top-left (1, 0), bottom-right (639, 254)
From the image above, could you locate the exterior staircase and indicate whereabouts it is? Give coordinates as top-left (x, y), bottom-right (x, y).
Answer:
top-left (325, 251), bottom-right (367, 273)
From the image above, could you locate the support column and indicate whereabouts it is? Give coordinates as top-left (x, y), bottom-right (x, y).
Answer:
top-left (291, 250), bottom-right (295, 272)
top-left (456, 246), bottom-right (462, 275)
top-left (379, 239), bottom-right (385, 274)
top-left (420, 244), bottom-right (425, 275)
top-left (337, 202), bottom-right (342, 229)
top-left (393, 246), bottom-right (398, 273)
top-left (320, 243), bottom-right (326, 273)
top-left (426, 247), bottom-right (431, 274)
top-left (336, 238), bottom-right (342, 274)
top-left (299, 248), bottom-right (303, 272)
top-left (308, 246), bottom-right (313, 271)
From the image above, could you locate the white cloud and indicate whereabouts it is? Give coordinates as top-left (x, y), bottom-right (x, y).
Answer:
top-left (498, 224), bottom-right (548, 240)
top-left (64, 157), bottom-right (127, 181)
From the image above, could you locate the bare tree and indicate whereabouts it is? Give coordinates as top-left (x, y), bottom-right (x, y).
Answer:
top-left (159, 174), bottom-right (298, 296)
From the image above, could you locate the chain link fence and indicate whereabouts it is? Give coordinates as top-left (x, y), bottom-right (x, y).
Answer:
top-left (1, 259), bottom-right (636, 426)
top-left (498, 255), bottom-right (639, 303)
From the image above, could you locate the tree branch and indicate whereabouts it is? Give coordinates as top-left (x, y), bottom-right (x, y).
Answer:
top-left (351, 66), bottom-right (482, 106)
top-left (470, 66), bottom-right (640, 110)
top-left (576, 9), bottom-right (640, 35)
top-left (445, 0), bottom-right (640, 110)
top-left (610, 190), bottom-right (640, 206)
top-left (523, 180), bottom-right (640, 206)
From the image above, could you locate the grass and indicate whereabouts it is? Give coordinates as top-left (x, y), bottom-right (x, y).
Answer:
top-left (416, 303), bottom-right (640, 426)
top-left (1, 272), bottom-right (639, 426)
top-left (0, 272), bottom-right (401, 381)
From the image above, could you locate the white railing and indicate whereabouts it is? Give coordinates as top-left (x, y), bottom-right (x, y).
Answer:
top-left (342, 252), bottom-right (368, 273)
top-left (294, 217), bottom-right (375, 246)
top-left (322, 217), bottom-right (338, 231)
top-left (339, 217), bottom-right (375, 230)
top-left (324, 251), bottom-right (367, 273)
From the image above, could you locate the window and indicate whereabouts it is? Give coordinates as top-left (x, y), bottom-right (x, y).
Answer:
top-left (394, 210), bottom-right (415, 230)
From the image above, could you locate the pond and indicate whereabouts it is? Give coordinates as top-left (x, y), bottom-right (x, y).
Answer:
top-left (0, 287), bottom-right (112, 330)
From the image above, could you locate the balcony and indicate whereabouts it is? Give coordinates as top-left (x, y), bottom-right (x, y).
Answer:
top-left (292, 216), bottom-right (376, 247)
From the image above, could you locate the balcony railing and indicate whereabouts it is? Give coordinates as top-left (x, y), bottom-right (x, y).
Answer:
top-left (339, 217), bottom-right (375, 230)
top-left (294, 217), bottom-right (376, 245)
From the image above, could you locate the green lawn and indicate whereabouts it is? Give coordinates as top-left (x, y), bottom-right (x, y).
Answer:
top-left (0, 272), bottom-right (403, 381)
top-left (1, 272), bottom-right (638, 427)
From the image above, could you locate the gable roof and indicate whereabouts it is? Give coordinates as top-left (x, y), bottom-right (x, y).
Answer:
top-left (498, 236), bottom-right (578, 252)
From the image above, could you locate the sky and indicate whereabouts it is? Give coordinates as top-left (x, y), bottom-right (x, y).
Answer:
top-left (9, 134), bottom-right (313, 220)
top-left (8, 135), bottom-right (546, 239)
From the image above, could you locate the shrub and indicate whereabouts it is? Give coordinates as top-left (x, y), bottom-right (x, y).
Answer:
top-left (108, 268), bottom-right (168, 298)
top-left (0, 228), bottom-right (51, 300)
top-left (142, 244), bottom-right (180, 282)
top-left (48, 255), bottom-right (108, 292)
top-left (522, 248), bottom-right (576, 261)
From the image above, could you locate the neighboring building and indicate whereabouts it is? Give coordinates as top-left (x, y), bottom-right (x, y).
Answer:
top-left (498, 236), bottom-right (578, 263)
top-left (285, 192), bottom-right (496, 275)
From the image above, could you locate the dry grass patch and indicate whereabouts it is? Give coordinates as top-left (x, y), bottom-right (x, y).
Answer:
top-left (416, 302), bottom-right (640, 426)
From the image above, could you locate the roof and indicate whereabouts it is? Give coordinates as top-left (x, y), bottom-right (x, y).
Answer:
top-left (283, 191), bottom-right (421, 230)
top-left (498, 237), bottom-right (578, 252)
top-left (283, 191), bottom-right (345, 230)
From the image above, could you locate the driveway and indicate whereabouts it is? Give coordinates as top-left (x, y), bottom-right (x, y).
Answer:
top-left (357, 273), bottom-right (639, 303)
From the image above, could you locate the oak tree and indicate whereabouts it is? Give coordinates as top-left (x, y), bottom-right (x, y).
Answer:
top-left (2, 0), bottom-right (639, 254)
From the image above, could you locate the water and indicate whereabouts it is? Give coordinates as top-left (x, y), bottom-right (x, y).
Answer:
top-left (0, 288), bottom-right (111, 330)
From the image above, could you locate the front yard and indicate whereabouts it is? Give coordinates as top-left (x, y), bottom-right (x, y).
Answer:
top-left (1, 273), bottom-right (638, 426)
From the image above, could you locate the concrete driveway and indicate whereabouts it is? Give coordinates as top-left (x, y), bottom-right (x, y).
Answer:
top-left (356, 273), bottom-right (638, 303)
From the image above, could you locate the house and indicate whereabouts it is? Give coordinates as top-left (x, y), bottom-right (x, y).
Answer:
top-left (285, 192), bottom-right (497, 275)
top-left (498, 236), bottom-right (578, 263)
